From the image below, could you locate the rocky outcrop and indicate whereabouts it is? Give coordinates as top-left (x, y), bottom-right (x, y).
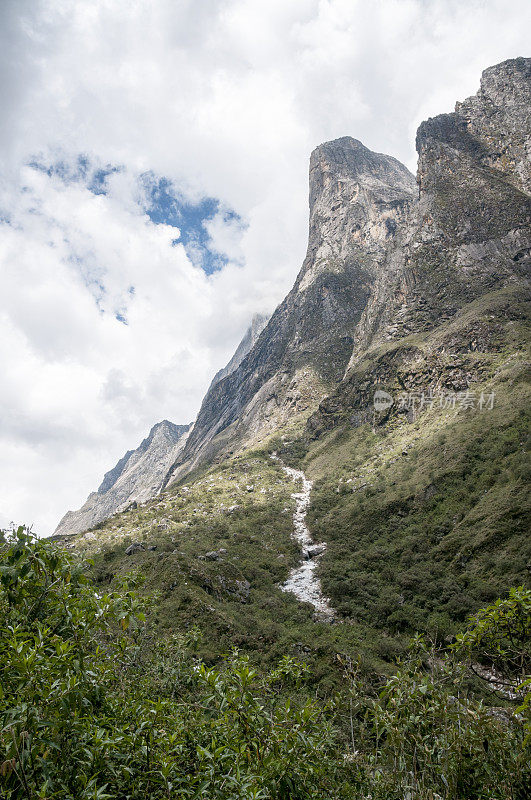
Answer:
top-left (163, 138), bottom-right (416, 485)
top-left (57, 58), bottom-right (530, 528)
top-left (54, 420), bottom-right (191, 536)
top-left (170, 54), bottom-right (531, 480)
top-left (309, 57), bottom-right (531, 434)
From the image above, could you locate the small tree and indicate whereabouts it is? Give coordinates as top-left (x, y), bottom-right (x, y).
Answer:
top-left (453, 586), bottom-right (531, 737)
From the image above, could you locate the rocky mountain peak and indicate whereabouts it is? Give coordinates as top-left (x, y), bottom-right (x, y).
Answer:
top-left (161, 138), bottom-right (419, 486)
top-left (210, 312), bottom-right (271, 388)
top-left (54, 420), bottom-right (191, 536)
top-left (148, 419), bottom-right (189, 444)
top-left (313, 57), bottom-right (530, 434)
top-left (301, 135), bottom-right (416, 294)
top-left (55, 57), bottom-right (530, 534)
top-left (309, 136), bottom-right (415, 208)
top-left (417, 58), bottom-right (531, 200)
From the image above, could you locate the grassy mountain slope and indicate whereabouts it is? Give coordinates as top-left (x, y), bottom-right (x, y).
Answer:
top-left (59, 293), bottom-right (529, 684)
top-left (62, 448), bottom-right (388, 690)
top-left (55, 59), bottom-right (530, 689)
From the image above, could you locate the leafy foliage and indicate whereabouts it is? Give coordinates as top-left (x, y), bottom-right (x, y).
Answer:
top-left (453, 586), bottom-right (531, 740)
top-left (2, 530), bottom-right (530, 798)
top-left (344, 636), bottom-right (530, 799)
top-left (0, 529), bottom-right (343, 798)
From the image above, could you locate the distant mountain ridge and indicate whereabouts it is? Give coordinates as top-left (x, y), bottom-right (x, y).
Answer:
top-left (53, 312), bottom-right (273, 535)
top-left (54, 420), bottom-right (191, 536)
top-left (54, 57), bottom-right (530, 543)
top-left (210, 313), bottom-right (270, 388)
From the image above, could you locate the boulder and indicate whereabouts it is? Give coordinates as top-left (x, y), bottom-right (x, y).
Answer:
top-left (125, 542), bottom-right (145, 555)
top-left (306, 543), bottom-right (327, 558)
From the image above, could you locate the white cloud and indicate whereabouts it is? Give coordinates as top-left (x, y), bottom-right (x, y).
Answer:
top-left (0, 0), bottom-right (529, 534)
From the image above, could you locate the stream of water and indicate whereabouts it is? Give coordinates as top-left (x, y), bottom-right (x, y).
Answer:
top-left (271, 453), bottom-right (334, 618)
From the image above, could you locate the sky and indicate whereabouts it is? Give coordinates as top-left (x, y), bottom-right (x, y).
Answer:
top-left (0, 0), bottom-right (529, 536)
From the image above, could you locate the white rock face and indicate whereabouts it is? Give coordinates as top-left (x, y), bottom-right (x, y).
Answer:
top-left (53, 420), bottom-right (191, 536)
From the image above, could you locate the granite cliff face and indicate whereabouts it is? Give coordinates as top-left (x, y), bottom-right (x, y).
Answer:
top-left (55, 58), bottom-right (530, 541)
top-left (309, 57), bottom-right (530, 433)
top-left (163, 137), bottom-right (416, 484)
top-left (54, 420), bottom-right (190, 536)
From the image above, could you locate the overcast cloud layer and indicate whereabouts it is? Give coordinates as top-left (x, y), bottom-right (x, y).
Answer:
top-left (0, 0), bottom-right (529, 535)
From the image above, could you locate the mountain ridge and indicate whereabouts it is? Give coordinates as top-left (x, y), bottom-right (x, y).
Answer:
top-left (55, 57), bottom-right (530, 537)
top-left (54, 311), bottom-right (275, 536)
top-left (162, 134), bottom-right (417, 486)
top-left (54, 420), bottom-right (191, 536)
top-left (52, 57), bottom-right (530, 698)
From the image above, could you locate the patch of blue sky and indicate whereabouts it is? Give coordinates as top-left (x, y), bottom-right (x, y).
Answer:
top-left (28, 156), bottom-right (244, 276)
top-left (139, 173), bottom-right (244, 275)
top-left (29, 154), bottom-right (121, 191)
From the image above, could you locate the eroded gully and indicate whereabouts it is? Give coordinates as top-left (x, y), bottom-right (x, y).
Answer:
top-left (271, 453), bottom-right (334, 619)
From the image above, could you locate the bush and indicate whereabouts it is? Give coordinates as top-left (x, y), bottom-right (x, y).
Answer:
top-left (1, 529), bottom-right (528, 798)
top-left (0, 528), bottom-right (344, 799)
top-left (344, 635), bottom-right (531, 799)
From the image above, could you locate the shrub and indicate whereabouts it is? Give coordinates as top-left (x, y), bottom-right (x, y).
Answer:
top-left (0, 528), bottom-right (343, 799)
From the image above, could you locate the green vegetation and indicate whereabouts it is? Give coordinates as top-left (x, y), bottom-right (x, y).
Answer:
top-left (10, 283), bottom-right (527, 795)
top-left (64, 453), bottom-right (373, 688)
top-left (1, 530), bottom-right (529, 798)
top-left (305, 392), bottom-right (530, 641)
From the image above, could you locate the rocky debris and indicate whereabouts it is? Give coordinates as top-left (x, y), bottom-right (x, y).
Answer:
top-left (147, 544), bottom-right (157, 551)
top-left (218, 576), bottom-right (251, 603)
top-left (305, 543), bottom-right (327, 558)
top-left (202, 548), bottom-right (227, 561)
top-left (125, 542), bottom-right (145, 555)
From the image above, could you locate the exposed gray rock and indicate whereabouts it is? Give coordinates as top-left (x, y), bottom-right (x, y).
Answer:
top-left (54, 420), bottom-right (191, 536)
top-left (163, 137), bottom-right (416, 485)
top-left (309, 57), bottom-right (531, 435)
top-left (217, 576), bottom-right (251, 603)
top-left (210, 313), bottom-right (270, 387)
top-left (306, 543), bottom-right (327, 558)
top-left (125, 542), bottom-right (145, 555)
